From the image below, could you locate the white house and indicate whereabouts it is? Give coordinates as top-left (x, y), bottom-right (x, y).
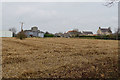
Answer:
top-left (0, 31), bottom-right (13, 37)
top-left (24, 27), bottom-right (44, 37)
top-left (97, 27), bottom-right (112, 35)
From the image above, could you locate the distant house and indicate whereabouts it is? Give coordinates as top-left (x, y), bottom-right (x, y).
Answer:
top-left (67, 30), bottom-right (82, 37)
top-left (82, 31), bottom-right (93, 36)
top-left (54, 33), bottom-right (64, 37)
top-left (97, 27), bottom-right (112, 35)
top-left (0, 31), bottom-right (13, 37)
top-left (24, 27), bottom-right (44, 37)
top-left (63, 33), bottom-right (70, 38)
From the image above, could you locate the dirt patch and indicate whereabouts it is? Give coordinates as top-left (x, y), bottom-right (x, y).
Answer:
top-left (3, 57), bottom-right (28, 65)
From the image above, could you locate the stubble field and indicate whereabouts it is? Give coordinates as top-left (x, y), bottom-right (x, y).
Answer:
top-left (1, 38), bottom-right (119, 78)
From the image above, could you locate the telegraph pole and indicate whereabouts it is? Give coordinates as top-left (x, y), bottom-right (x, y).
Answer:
top-left (20, 22), bottom-right (24, 32)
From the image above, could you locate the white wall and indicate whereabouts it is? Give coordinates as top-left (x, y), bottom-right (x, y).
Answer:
top-left (38, 33), bottom-right (44, 38)
top-left (0, 31), bottom-right (13, 37)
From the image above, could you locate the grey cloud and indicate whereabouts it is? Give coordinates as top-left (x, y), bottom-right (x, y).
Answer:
top-left (2, 2), bottom-right (118, 34)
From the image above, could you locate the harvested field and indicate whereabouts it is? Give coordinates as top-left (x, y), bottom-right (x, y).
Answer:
top-left (2, 37), bottom-right (119, 78)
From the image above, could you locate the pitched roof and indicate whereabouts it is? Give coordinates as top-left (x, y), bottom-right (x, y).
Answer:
top-left (67, 30), bottom-right (82, 34)
top-left (100, 28), bottom-right (112, 33)
top-left (24, 30), bottom-right (32, 32)
top-left (39, 31), bottom-right (44, 33)
top-left (68, 30), bottom-right (77, 32)
top-left (82, 31), bottom-right (93, 34)
top-left (24, 30), bottom-right (44, 33)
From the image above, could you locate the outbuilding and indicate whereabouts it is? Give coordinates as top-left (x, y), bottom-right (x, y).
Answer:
top-left (0, 31), bottom-right (13, 37)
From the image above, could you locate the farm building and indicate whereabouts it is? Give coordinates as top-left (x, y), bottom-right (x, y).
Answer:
top-left (24, 27), bottom-right (44, 38)
top-left (0, 31), bottom-right (13, 37)
top-left (97, 27), bottom-right (112, 35)
top-left (82, 31), bottom-right (93, 36)
top-left (63, 33), bottom-right (70, 38)
top-left (67, 30), bottom-right (82, 37)
top-left (55, 33), bottom-right (64, 37)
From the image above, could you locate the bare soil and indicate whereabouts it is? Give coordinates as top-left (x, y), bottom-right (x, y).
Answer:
top-left (1, 37), bottom-right (119, 78)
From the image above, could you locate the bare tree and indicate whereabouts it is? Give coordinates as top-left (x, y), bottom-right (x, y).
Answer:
top-left (115, 28), bottom-right (120, 34)
top-left (9, 27), bottom-right (16, 33)
top-left (113, 27), bottom-right (120, 40)
top-left (9, 27), bottom-right (17, 37)
top-left (104, 0), bottom-right (119, 7)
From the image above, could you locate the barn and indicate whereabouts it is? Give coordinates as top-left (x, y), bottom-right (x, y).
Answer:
top-left (0, 31), bottom-right (13, 37)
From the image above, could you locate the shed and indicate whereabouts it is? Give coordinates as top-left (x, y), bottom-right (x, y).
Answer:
top-left (0, 31), bottom-right (13, 37)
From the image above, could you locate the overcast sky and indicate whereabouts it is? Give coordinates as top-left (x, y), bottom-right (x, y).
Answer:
top-left (2, 2), bottom-right (118, 34)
